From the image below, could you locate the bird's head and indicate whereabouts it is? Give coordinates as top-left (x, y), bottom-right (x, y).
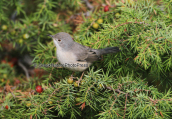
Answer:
top-left (49, 32), bottom-right (74, 50)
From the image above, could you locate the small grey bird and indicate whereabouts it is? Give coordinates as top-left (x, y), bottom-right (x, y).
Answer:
top-left (49, 32), bottom-right (120, 83)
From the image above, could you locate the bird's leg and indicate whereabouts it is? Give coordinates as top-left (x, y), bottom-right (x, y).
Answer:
top-left (77, 72), bottom-right (84, 85)
top-left (71, 72), bottom-right (74, 77)
top-left (70, 72), bottom-right (75, 79)
top-left (70, 72), bottom-right (78, 80)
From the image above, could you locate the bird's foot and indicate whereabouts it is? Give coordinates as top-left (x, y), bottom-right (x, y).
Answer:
top-left (70, 72), bottom-right (77, 79)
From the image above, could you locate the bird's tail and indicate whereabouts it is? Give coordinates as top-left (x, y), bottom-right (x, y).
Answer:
top-left (95, 47), bottom-right (120, 56)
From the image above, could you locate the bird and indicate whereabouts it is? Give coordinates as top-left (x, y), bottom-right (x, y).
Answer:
top-left (49, 32), bottom-right (120, 84)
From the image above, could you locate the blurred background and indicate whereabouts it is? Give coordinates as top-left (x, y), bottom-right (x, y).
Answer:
top-left (0, 0), bottom-right (172, 118)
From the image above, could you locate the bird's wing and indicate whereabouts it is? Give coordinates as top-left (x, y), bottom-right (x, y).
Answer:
top-left (71, 43), bottom-right (100, 63)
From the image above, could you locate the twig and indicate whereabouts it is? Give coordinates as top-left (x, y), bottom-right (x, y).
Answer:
top-left (68, 11), bottom-right (91, 22)
top-left (115, 89), bottom-right (126, 94)
top-left (123, 93), bottom-right (128, 119)
top-left (111, 21), bottom-right (150, 30)
top-left (18, 60), bottom-right (30, 81)
top-left (110, 96), bottom-right (117, 110)
top-left (104, 85), bottom-right (126, 94)
top-left (11, 11), bottom-right (17, 21)
top-left (42, 87), bottom-right (60, 105)
top-left (77, 71), bottom-right (85, 85)
top-left (48, 105), bottom-right (56, 110)
top-left (82, 0), bottom-right (94, 10)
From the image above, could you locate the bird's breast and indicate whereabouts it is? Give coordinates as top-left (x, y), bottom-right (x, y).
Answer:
top-left (56, 48), bottom-right (76, 64)
top-left (56, 48), bottom-right (91, 72)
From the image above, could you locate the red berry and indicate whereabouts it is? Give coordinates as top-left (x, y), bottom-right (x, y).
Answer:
top-left (8, 62), bottom-right (14, 67)
top-left (5, 105), bottom-right (8, 109)
top-left (104, 5), bottom-right (109, 12)
top-left (1, 60), bottom-right (6, 64)
top-left (15, 79), bottom-right (20, 84)
top-left (36, 85), bottom-right (43, 93)
top-left (11, 58), bottom-right (18, 65)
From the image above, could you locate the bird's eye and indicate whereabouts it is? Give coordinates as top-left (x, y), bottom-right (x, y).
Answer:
top-left (58, 39), bottom-right (61, 42)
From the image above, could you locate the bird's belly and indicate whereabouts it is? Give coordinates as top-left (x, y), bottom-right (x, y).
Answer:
top-left (56, 49), bottom-right (76, 65)
top-left (65, 61), bottom-right (92, 72)
top-left (56, 49), bottom-right (91, 72)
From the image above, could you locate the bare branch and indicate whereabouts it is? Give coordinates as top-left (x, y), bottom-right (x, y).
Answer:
top-left (18, 61), bottom-right (30, 81)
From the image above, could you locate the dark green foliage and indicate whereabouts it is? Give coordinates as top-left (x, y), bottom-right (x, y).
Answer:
top-left (0, 0), bottom-right (172, 118)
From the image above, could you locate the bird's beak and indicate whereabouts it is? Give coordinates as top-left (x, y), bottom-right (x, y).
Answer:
top-left (47, 34), bottom-right (54, 38)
